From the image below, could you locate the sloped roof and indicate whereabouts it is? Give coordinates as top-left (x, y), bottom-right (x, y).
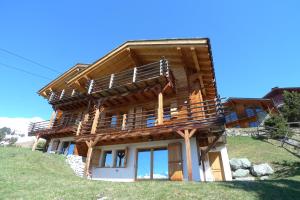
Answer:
top-left (263, 87), bottom-right (300, 98)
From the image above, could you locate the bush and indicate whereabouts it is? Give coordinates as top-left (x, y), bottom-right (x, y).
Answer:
top-left (37, 140), bottom-right (46, 150)
top-left (264, 115), bottom-right (291, 139)
top-left (8, 137), bottom-right (18, 146)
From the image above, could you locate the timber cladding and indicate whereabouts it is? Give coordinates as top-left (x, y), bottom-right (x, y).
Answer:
top-left (29, 38), bottom-right (228, 181)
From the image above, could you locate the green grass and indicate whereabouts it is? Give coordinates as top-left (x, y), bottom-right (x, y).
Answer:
top-left (0, 137), bottom-right (299, 200)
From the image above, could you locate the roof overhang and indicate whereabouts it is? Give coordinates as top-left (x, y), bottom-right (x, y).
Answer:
top-left (38, 63), bottom-right (89, 96)
top-left (66, 38), bottom-right (210, 85)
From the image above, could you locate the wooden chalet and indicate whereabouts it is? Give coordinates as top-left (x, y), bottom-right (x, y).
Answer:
top-left (29, 38), bottom-right (232, 182)
top-left (224, 98), bottom-right (277, 128)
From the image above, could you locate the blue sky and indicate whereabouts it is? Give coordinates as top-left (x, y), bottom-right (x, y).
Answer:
top-left (0, 1), bottom-right (299, 120)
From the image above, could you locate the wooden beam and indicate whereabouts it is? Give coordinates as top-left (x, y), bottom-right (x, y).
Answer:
top-left (189, 129), bottom-right (197, 138)
top-left (74, 81), bottom-right (86, 92)
top-left (91, 103), bottom-right (103, 134)
top-left (127, 48), bottom-right (140, 67)
top-left (201, 134), bottom-right (222, 161)
top-left (31, 135), bottom-right (40, 151)
top-left (176, 130), bottom-right (185, 138)
top-left (157, 92), bottom-right (164, 125)
top-left (48, 111), bottom-right (57, 128)
top-left (184, 129), bottom-right (193, 181)
top-left (190, 47), bottom-right (201, 72)
top-left (85, 145), bottom-right (93, 177)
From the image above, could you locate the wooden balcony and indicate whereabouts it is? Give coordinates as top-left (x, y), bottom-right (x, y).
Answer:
top-left (75, 97), bottom-right (225, 145)
top-left (87, 59), bottom-right (171, 97)
top-left (48, 88), bottom-right (88, 108)
top-left (28, 116), bottom-right (80, 138)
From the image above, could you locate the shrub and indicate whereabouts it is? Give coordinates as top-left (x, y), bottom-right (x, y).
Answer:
top-left (264, 114), bottom-right (291, 138)
top-left (37, 140), bottom-right (46, 150)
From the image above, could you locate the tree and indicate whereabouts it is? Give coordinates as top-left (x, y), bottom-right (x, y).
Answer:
top-left (264, 114), bottom-right (291, 138)
top-left (8, 137), bottom-right (18, 146)
top-left (0, 127), bottom-right (12, 141)
top-left (281, 91), bottom-right (300, 124)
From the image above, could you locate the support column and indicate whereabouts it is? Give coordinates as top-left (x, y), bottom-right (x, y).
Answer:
top-left (85, 143), bottom-right (93, 177)
top-left (184, 130), bottom-right (193, 181)
top-left (157, 92), bottom-right (164, 125)
top-left (31, 135), bottom-right (40, 151)
top-left (48, 111), bottom-right (57, 128)
top-left (84, 137), bottom-right (101, 177)
top-left (91, 106), bottom-right (102, 134)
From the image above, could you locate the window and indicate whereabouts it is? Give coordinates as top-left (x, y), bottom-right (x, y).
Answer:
top-left (60, 141), bottom-right (70, 155)
top-left (225, 112), bottom-right (238, 122)
top-left (249, 121), bottom-right (259, 127)
top-left (101, 151), bottom-right (113, 167)
top-left (115, 150), bottom-right (126, 167)
top-left (246, 108), bottom-right (255, 117)
top-left (51, 140), bottom-right (60, 152)
top-left (163, 107), bottom-right (171, 121)
top-left (110, 115), bottom-right (117, 128)
top-left (146, 112), bottom-right (156, 127)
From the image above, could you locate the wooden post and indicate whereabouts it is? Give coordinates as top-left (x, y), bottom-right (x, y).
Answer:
top-left (157, 92), bottom-right (164, 125)
top-left (48, 111), bottom-right (57, 128)
top-left (85, 141), bottom-right (93, 177)
top-left (127, 107), bottom-right (135, 129)
top-left (31, 135), bottom-right (40, 151)
top-left (184, 129), bottom-right (193, 181)
top-left (76, 121), bottom-right (82, 136)
top-left (59, 89), bottom-right (65, 100)
top-left (109, 74), bottom-right (114, 88)
top-left (121, 114), bottom-right (127, 130)
top-left (91, 104), bottom-right (102, 134)
top-left (88, 79), bottom-right (94, 94)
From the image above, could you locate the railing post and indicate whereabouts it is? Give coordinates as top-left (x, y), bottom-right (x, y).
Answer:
top-left (88, 79), bottom-right (94, 94)
top-left (160, 58), bottom-right (169, 77)
top-left (109, 74), bottom-right (114, 88)
top-left (159, 59), bottom-right (164, 76)
top-left (132, 67), bottom-right (137, 83)
top-left (59, 89), bottom-right (65, 100)
top-left (157, 92), bottom-right (164, 125)
top-left (71, 89), bottom-right (76, 96)
top-left (49, 92), bottom-right (55, 102)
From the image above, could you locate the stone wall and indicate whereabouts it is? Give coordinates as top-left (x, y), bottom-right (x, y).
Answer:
top-left (226, 128), bottom-right (258, 137)
top-left (66, 155), bottom-right (86, 177)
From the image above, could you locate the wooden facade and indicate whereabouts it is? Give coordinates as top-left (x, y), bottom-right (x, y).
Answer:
top-left (29, 38), bottom-right (228, 181)
top-left (224, 98), bottom-right (277, 128)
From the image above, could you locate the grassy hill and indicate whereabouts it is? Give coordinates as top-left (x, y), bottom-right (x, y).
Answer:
top-left (0, 136), bottom-right (299, 200)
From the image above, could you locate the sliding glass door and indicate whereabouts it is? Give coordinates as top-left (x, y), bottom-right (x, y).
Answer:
top-left (136, 148), bottom-right (168, 180)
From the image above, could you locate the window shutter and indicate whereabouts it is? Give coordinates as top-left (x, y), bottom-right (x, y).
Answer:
top-left (124, 147), bottom-right (129, 167)
top-left (91, 149), bottom-right (101, 167)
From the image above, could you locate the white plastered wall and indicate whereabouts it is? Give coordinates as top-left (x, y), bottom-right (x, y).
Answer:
top-left (91, 138), bottom-right (201, 182)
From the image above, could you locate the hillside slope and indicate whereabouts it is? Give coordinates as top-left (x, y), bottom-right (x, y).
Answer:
top-left (0, 137), bottom-right (299, 200)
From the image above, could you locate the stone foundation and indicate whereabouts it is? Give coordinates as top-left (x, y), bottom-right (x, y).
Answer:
top-left (66, 155), bottom-right (86, 177)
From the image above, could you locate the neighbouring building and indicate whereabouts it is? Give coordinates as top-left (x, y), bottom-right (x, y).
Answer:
top-left (224, 98), bottom-right (277, 128)
top-left (263, 87), bottom-right (300, 108)
top-left (29, 38), bottom-right (232, 182)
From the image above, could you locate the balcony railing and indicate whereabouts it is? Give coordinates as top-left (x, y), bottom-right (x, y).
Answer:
top-left (87, 59), bottom-right (170, 95)
top-left (28, 120), bottom-right (51, 135)
top-left (30, 97), bottom-right (225, 137)
top-left (48, 88), bottom-right (83, 103)
top-left (93, 97), bottom-right (225, 135)
top-left (28, 116), bottom-right (80, 136)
